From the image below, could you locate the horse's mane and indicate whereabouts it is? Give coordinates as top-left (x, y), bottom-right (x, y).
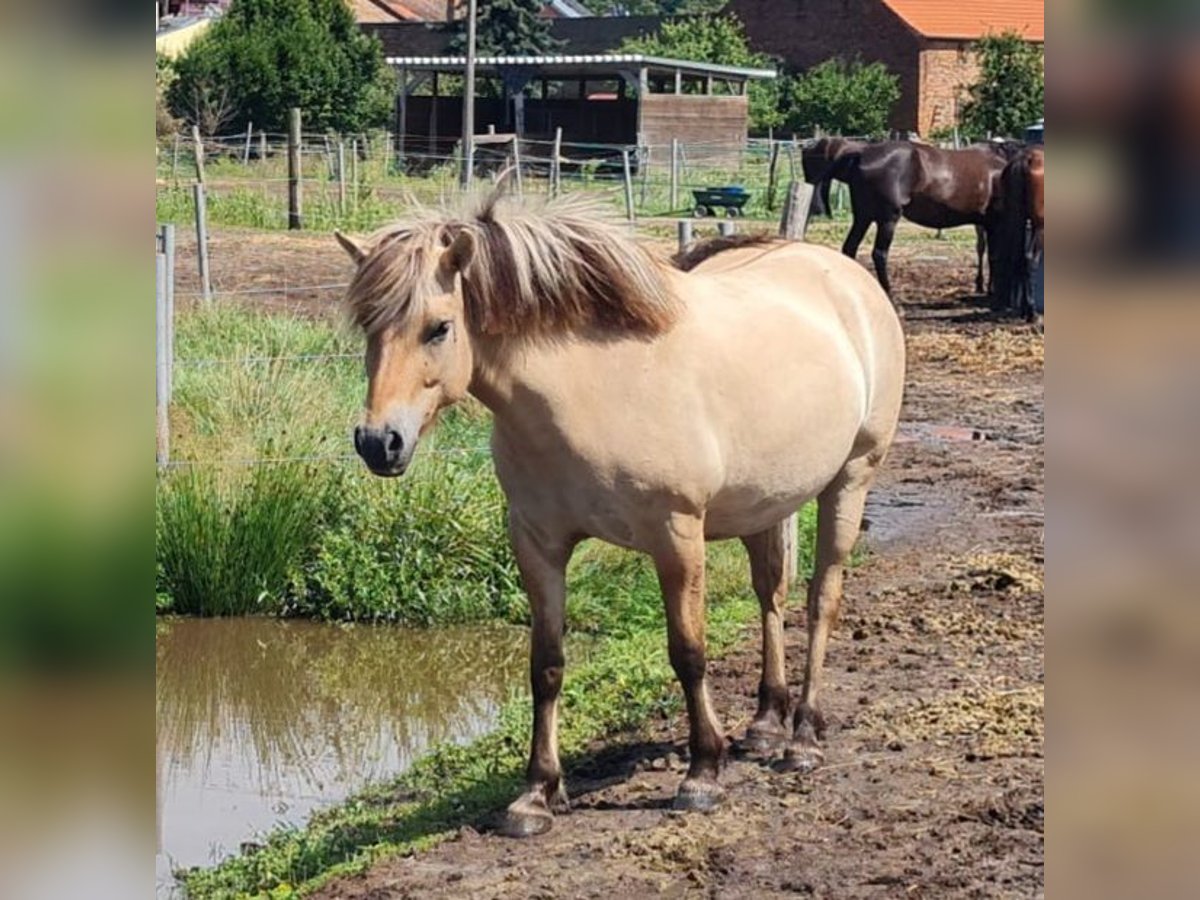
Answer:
top-left (345, 189), bottom-right (678, 337)
top-left (671, 233), bottom-right (780, 272)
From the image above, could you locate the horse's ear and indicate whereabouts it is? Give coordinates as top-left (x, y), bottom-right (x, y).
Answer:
top-left (334, 230), bottom-right (366, 265)
top-left (440, 230), bottom-right (475, 275)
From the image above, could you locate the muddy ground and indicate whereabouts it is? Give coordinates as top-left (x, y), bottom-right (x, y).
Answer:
top-left (183, 227), bottom-right (1044, 898)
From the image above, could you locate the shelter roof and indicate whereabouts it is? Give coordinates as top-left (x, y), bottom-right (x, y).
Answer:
top-left (386, 53), bottom-right (777, 80)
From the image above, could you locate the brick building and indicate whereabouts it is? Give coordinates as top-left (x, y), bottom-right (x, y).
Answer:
top-left (726, 0), bottom-right (1043, 135)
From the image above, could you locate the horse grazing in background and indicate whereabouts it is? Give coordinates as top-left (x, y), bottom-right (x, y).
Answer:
top-left (337, 189), bottom-right (905, 837)
top-left (992, 147), bottom-right (1045, 321)
top-left (840, 141), bottom-right (1012, 299)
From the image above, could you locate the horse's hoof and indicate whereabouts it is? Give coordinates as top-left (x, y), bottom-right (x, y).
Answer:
top-left (672, 778), bottom-right (725, 812)
top-left (777, 744), bottom-right (825, 774)
top-left (499, 795), bottom-right (554, 838)
top-left (736, 724), bottom-right (789, 757)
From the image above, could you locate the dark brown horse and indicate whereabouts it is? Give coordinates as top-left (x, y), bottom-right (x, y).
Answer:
top-left (992, 147), bottom-right (1045, 320)
top-left (839, 142), bottom-right (1012, 299)
top-left (801, 137), bottom-right (867, 217)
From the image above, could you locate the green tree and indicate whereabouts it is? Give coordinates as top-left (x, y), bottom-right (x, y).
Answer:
top-left (167, 0), bottom-right (395, 134)
top-left (620, 16), bottom-right (781, 133)
top-left (451, 0), bottom-right (561, 56)
top-left (780, 57), bottom-right (899, 137)
top-left (959, 32), bottom-right (1044, 139)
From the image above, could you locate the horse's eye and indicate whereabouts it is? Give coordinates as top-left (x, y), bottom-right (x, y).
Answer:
top-left (425, 320), bottom-right (452, 345)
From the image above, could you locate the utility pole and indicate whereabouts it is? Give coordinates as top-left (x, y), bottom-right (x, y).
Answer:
top-left (460, 0), bottom-right (478, 188)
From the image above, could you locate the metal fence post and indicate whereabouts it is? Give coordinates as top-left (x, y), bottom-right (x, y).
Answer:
top-left (193, 182), bottom-right (212, 302)
top-left (551, 126), bottom-right (562, 198)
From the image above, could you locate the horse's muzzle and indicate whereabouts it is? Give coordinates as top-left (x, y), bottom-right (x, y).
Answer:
top-left (353, 423), bottom-right (410, 477)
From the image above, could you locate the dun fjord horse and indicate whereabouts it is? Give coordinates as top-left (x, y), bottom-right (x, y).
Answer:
top-left (337, 191), bottom-right (905, 837)
top-left (992, 147), bottom-right (1045, 321)
top-left (840, 141), bottom-right (1012, 299)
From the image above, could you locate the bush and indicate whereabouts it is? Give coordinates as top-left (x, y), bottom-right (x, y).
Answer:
top-left (781, 57), bottom-right (899, 138)
top-left (167, 0), bottom-right (394, 135)
top-left (959, 32), bottom-right (1044, 140)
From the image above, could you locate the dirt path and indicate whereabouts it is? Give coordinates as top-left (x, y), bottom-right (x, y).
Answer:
top-left (303, 249), bottom-right (1044, 899)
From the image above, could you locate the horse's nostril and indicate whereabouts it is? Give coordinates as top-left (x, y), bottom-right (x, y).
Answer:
top-left (353, 426), bottom-right (364, 453)
top-left (386, 429), bottom-right (403, 455)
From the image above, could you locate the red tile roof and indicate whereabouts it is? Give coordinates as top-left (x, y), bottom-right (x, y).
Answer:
top-left (881, 0), bottom-right (1044, 41)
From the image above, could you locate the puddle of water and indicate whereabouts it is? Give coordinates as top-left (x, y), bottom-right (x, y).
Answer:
top-left (155, 618), bottom-right (529, 896)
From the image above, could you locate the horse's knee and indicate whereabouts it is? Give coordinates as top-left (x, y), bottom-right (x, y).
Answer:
top-left (668, 636), bottom-right (707, 686)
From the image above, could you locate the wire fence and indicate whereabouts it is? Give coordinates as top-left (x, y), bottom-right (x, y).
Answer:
top-left (155, 129), bottom-right (856, 233)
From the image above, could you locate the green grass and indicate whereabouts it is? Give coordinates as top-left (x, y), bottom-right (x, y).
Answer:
top-left (177, 506), bottom-right (817, 899)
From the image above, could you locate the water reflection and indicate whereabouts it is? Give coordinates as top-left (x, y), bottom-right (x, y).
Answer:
top-left (155, 618), bottom-right (527, 894)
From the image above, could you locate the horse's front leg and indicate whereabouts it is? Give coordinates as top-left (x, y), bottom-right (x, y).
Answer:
top-left (653, 514), bottom-right (726, 811)
top-left (501, 517), bottom-right (574, 838)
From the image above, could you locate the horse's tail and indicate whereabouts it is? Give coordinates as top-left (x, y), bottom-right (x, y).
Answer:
top-left (992, 150), bottom-right (1034, 316)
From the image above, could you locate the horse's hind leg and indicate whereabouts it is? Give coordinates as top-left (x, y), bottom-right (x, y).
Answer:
top-left (841, 214), bottom-right (870, 261)
top-left (653, 513), bottom-right (726, 811)
top-left (871, 216), bottom-right (898, 300)
top-left (501, 518), bottom-right (574, 837)
top-left (975, 225), bottom-right (987, 295)
top-left (737, 522), bottom-right (791, 755)
top-left (781, 451), bottom-right (882, 773)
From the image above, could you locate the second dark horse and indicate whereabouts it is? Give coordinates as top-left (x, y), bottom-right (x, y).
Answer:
top-left (830, 141), bottom-right (1013, 300)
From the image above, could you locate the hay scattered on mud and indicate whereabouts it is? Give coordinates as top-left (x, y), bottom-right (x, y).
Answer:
top-left (908, 329), bottom-right (1044, 376)
top-left (955, 551), bottom-right (1044, 594)
top-left (863, 686), bottom-right (1044, 761)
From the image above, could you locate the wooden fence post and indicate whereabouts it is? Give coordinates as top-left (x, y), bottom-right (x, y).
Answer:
top-left (287, 107), bottom-right (303, 230)
top-left (512, 138), bottom-right (524, 196)
top-left (551, 126), bottom-right (562, 197)
top-left (337, 141), bottom-right (347, 217)
top-left (156, 248), bottom-right (171, 467)
top-left (350, 137), bottom-right (360, 212)
top-left (669, 138), bottom-right (680, 210)
top-left (717, 220), bottom-right (735, 237)
top-left (193, 183), bottom-right (212, 302)
top-left (766, 140), bottom-right (781, 211)
top-left (259, 129), bottom-right (267, 163)
top-left (676, 219), bottom-right (693, 252)
top-left (160, 223), bottom-right (176, 396)
top-left (171, 132), bottom-right (180, 184)
top-left (779, 180), bottom-right (814, 241)
top-left (243, 122), bottom-right (254, 165)
top-left (191, 125), bottom-right (205, 184)
top-left (621, 148), bottom-right (635, 223)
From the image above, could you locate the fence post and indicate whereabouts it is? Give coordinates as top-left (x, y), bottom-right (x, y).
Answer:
top-left (156, 249), bottom-right (170, 467)
top-left (337, 141), bottom-right (347, 217)
top-left (551, 126), bottom-right (562, 198)
top-left (350, 138), bottom-right (360, 212)
top-left (779, 180), bottom-right (814, 241)
top-left (161, 223), bottom-right (176, 396)
top-left (287, 108), bottom-right (303, 230)
top-left (717, 220), bottom-right (735, 237)
top-left (676, 219), bottom-right (693, 252)
top-left (670, 138), bottom-right (680, 210)
top-left (621, 148), bottom-right (635, 223)
top-left (259, 129), bottom-right (267, 163)
top-left (193, 183), bottom-right (212, 302)
top-left (171, 132), bottom-right (180, 184)
top-left (191, 125), bottom-right (205, 184)
top-left (511, 138), bottom-right (524, 196)
top-left (243, 121), bottom-right (253, 165)
top-left (766, 140), bottom-right (781, 211)
top-left (782, 514), bottom-right (798, 582)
